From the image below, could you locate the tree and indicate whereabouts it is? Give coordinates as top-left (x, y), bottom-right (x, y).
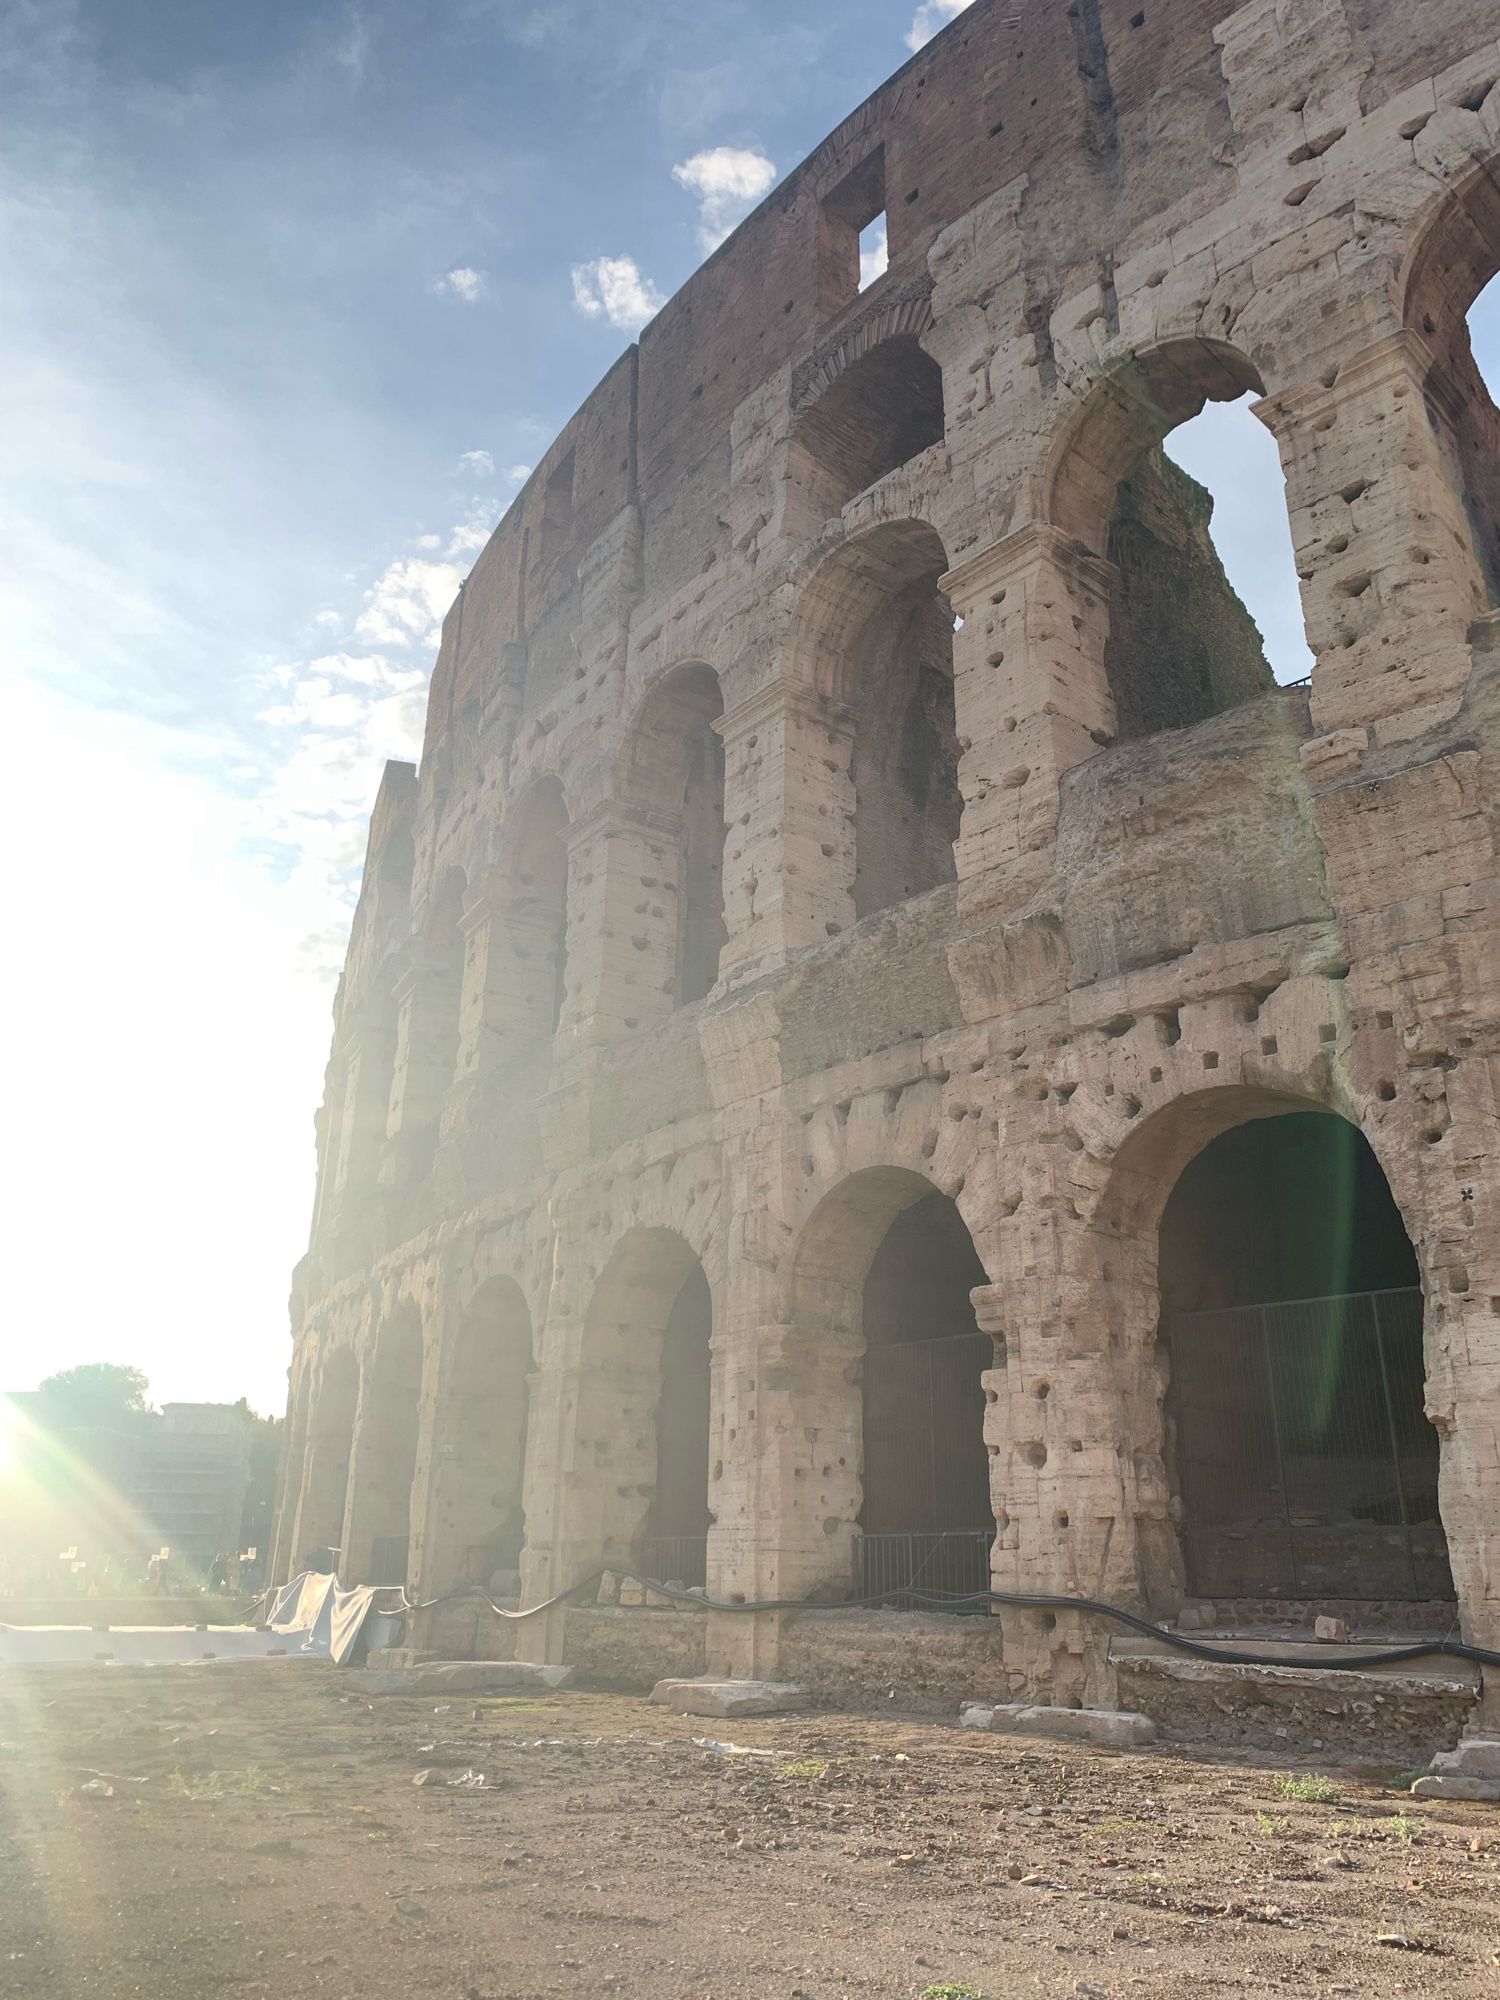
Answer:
top-left (36, 1363), bottom-right (151, 1429)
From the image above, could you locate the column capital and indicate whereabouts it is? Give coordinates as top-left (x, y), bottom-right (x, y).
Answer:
top-left (1253, 329), bottom-right (1440, 431)
top-left (941, 523), bottom-right (1117, 606)
top-left (563, 796), bottom-right (681, 851)
top-left (715, 676), bottom-right (854, 744)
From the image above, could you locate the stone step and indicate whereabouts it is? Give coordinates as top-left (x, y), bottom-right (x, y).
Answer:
top-left (361, 1659), bottom-right (575, 1696)
top-left (649, 1677), bottom-right (811, 1717)
top-left (960, 1702), bottom-right (1156, 1748)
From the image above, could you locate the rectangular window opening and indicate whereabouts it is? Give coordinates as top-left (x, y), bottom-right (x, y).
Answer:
top-left (859, 213), bottom-right (889, 292)
top-left (819, 146), bottom-right (887, 314)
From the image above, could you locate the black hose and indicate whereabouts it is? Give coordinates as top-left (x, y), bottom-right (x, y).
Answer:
top-left (388, 1572), bottom-right (1500, 1672)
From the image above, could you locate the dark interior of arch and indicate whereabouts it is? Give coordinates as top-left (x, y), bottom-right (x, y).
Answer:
top-left (859, 1191), bottom-right (992, 1598)
top-left (849, 566), bottom-right (961, 920)
top-left (794, 335), bottom-right (945, 515)
top-left (645, 1262), bottom-right (712, 1581)
top-left (1158, 1112), bottom-right (1450, 1604)
top-left (1104, 446), bottom-right (1276, 742)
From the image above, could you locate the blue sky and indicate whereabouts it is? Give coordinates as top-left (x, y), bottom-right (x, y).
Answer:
top-left (1, 0), bottom-right (1494, 1414)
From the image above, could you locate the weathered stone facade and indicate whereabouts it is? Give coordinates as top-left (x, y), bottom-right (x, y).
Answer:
top-left (271, 0), bottom-right (1500, 1717)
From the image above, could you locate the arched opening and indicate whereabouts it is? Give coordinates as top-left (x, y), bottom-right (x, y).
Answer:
top-left (424, 1278), bottom-right (533, 1599)
top-left (1048, 340), bottom-right (1281, 742)
top-left (793, 520), bottom-right (960, 920)
top-left (1158, 1111), bottom-right (1451, 1606)
top-left (294, 1347), bottom-right (358, 1573)
top-left (564, 1230), bottom-right (713, 1587)
top-left (1404, 163), bottom-right (1500, 605)
top-left (506, 777), bottom-right (571, 1036)
top-left (346, 1304), bottom-right (423, 1586)
top-left (794, 1166), bottom-right (994, 1604)
top-left (790, 334), bottom-right (945, 517)
top-left (621, 665), bottom-right (727, 1006)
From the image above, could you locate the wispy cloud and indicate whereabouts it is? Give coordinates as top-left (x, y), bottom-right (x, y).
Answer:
top-left (906, 0), bottom-right (973, 52)
top-left (353, 552), bottom-right (466, 647)
top-left (671, 144), bottom-right (777, 253)
top-left (570, 254), bottom-right (666, 332)
top-left (434, 265), bottom-right (485, 302)
top-left (458, 447), bottom-right (494, 476)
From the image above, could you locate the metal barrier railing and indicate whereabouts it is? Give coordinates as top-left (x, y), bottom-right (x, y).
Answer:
top-left (635, 1535), bottom-right (708, 1588)
top-left (857, 1528), bottom-right (994, 1606)
top-left (1167, 1286), bottom-right (1452, 1602)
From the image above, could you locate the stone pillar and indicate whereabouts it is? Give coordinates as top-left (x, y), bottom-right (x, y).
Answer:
top-left (288, 1422), bottom-right (350, 1577)
top-left (715, 679), bottom-right (857, 982)
top-left (558, 802), bottom-right (682, 1049)
top-left (943, 526), bottom-right (1116, 888)
top-left (267, 1373), bottom-right (309, 1585)
top-left (983, 1183), bottom-right (1171, 1709)
top-left (1256, 333), bottom-right (1490, 749)
top-left (455, 887), bottom-right (561, 1079)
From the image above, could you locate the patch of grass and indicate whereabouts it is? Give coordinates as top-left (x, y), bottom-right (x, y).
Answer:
top-left (1130, 1871), bottom-right (1170, 1889)
top-left (1254, 1811), bottom-right (1291, 1838)
top-left (167, 1765), bottom-right (277, 1802)
top-left (777, 1758), bottom-right (829, 1781)
top-left (1274, 1773), bottom-right (1340, 1804)
top-left (919, 1985), bottom-right (982, 2000)
top-left (1387, 1812), bottom-right (1418, 1843)
top-left (1093, 1814), bottom-right (1149, 1835)
top-left (1392, 1766), bottom-right (1431, 1790)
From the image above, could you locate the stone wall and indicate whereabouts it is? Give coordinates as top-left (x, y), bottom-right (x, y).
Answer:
top-left (272, 0), bottom-right (1500, 1736)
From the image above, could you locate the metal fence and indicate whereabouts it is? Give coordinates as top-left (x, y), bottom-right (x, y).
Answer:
top-left (1167, 1286), bottom-right (1452, 1602)
top-left (635, 1535), bottom-right (708, 1588)
top-left (857, 1528), bottom-right (994, 1604)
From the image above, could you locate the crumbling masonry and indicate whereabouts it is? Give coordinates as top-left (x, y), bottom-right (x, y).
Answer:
top-left (272, 0), bottom-right (1500, 1719)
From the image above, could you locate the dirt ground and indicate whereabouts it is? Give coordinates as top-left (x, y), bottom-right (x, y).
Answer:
top-left (3, 1661), bottom-right (1500, 1998)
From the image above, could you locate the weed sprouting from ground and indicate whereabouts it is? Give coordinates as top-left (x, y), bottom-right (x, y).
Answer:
top-left (1273, 1773), bottom-right (1340, 1804)
top-left (777, 1758), bottom-right (829, 1781)
top-left (1254, 1811), bottom-right (1290, 1837)
top-left (919, 1985), bottom-right (982, 2000)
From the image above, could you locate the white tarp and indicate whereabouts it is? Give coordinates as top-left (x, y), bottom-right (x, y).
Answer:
top-left (264, 1571), bottom-right (406, 1665)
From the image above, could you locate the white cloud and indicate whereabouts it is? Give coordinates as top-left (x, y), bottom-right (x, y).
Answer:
top-left (434, 265), bottom-right (484, 303)
top-left (458, 447), bottom-right (494, 476)
top-left (446, 501), bottom-right (497, 556)
top-left (354, 553), bottom-right (464, 647)
top-left (860, 217), bottom-right (889, 291)
top-left (570, 255), bottom-right (666, 333)
top-left (906, 0), bottom-right (973, 52)
top-left (671, 145), bottom-right (777, 253)
top-left (501, 461), bottom-right (532, 483)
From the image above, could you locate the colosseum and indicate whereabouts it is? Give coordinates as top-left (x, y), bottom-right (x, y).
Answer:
top-left (271, 0), bottom-right (1500, 1727)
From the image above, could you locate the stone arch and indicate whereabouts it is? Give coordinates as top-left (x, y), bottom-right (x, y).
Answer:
top-left (419, 1276), bottom-right (534, 1598)
top-left (342, 1301), bottom-right (425, 1585)
top-left (1042, 338), bottom-right (1278, 742)
top-left (789, 329), bottom-right (945, 521)
top-left (556, 1227), bottom-right (714, 1585)
top-left (291, 1344), bottom-right (359, 1573)
top-left (619, 662), bottom-right (727, 1006)
top-left (784, 517), bottom-right (960, 919)
top-left (790, 1165), bottom-right (997, 1601)
top-left (499, 775), bottom-right (571, 1036)
top-left (1091, 1086), bottom-right (1448, 1614)
top-left (1399, 156), bottom-right (1500, 606)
